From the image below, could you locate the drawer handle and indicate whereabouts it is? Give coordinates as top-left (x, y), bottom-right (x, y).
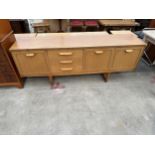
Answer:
top-left (59, 52), bottom-right (73, 56)
top-left (61, 68), bottom-right (73, 71)
top-left (95, 51), bottom-right (103, 54)
top-left (26, 53), bottom-right (35, 57)
top-left (125, 49), bottom-right (134, 53)
top-left (60, 60), bottom-right (73, 64)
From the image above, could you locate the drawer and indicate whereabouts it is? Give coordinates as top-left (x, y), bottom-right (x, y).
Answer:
top-left (112, 46), bottom-right (143, 71)
top-left (48, 49), bottom-right (83, 75)
top-left (50, 59), bottom-right (82, 74)
top-left (48, 49), bottom-right (83, 60)
top-left (12, 50), bottom-right (49, 76)
top-left (52, 66), bottom-right (81, 75)
top-left (84, 48), bottom-right (113, 72)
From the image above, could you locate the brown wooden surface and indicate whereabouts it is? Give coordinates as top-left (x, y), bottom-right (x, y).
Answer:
top-left (0, 45), bottom-right (17, 82)
top-left (0, 20), bottom-right (12, 41)
top-left (10, 32), bottom-right (145, 51)
top-left (0, 20), bottom-right (23, 88)
top-left (99, 20), bottom-right (139, 27)
top-left (149, 20), bottom-right (155, 28)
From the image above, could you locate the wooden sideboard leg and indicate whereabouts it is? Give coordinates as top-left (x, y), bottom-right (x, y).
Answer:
top-left (49, 76), bottom-right (54, 83)
top-left (102, 73), bottom-right (111, 82)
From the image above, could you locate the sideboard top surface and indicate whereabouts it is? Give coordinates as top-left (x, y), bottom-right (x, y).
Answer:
top-left (15, 33), bottom-right (37, 40)
top-left (10, 32), bottom-right (146, 51)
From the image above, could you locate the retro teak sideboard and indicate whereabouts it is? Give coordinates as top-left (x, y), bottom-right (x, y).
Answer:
top-left (9, 32), bottom-right (146, 84)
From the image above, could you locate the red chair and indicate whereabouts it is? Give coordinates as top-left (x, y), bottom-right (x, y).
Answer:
top-left (84, 20), bottom-right (99, 31)
top-left (69, 19), bottom-right (84, 32)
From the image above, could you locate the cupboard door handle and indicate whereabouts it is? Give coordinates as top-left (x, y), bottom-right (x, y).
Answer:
top-left (61, 68), bottom-right (73, 71)
top-left (95, 51), bottom-right (103, 54)
top-left (26, 53), bottom-right (35, 57)
top-left (125, 49), bottom-right (134, 53)
top-left (59, 52), bottom-right (73, 56)
top-left (60, 60), bottom-right (73, 64)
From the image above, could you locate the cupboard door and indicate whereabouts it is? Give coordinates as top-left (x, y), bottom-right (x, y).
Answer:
top-left (12, 50), bottom-right (49, 76)
top-left (84, 48), bottom-right (112, 72)
top-left (112, 47), bottom-right (143, 71)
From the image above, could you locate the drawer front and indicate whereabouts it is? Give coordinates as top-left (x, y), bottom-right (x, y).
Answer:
top-left (48, 49), bottom-right (82, 60)
top-left (84, 48), bottom-right (113, 72)
top-left (48, 49), bottom-right (83, 75)
top-left (12, 50), bottom-right (49, 76)
top-left (112, 47), bottom-right (143, 71)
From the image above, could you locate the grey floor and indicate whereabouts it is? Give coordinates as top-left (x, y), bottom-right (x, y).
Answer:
top-left (0, 61), bottom-right (155, 134)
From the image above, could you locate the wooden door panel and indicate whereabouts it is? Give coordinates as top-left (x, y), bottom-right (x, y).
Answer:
top-left (84, 48), bottom-right (112, 72)
top-left (112, 47), bottom-right (142, 71)
top-left (12, 50), bottom-right (49, 76)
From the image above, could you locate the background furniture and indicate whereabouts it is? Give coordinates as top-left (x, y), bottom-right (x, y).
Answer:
top-left (30, 20), bottom-right (64, 33)
top-left (32, 22), bottom-right (50, 33)
top-left (45, 19), bottom-right (60, 32)
top-left (61, 19), bottom-right (70, 32)
top-left (69, 19), bottom-right (99, 32)
top-left (58, 19), bottom-right (63, 32)
top-left (9, 32), bottom-right (145, 86)
top-left (0, 20), bottom-right (23, 88)
top-left (69, 20), bottom-right (84, 32)
top-left (135, 19), bottom-right (151, 31)
top-left (143, 30), bottom-right (155, 65)
top-left (9, 19), bottom-right (30, 33)
top-left (99, 19), bottom-right (139, 31)
top-left (84, 20), bottom-right (99, 31)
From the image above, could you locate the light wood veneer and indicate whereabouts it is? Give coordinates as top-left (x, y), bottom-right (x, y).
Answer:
top-left (10, 32), bottom-right (146, 83)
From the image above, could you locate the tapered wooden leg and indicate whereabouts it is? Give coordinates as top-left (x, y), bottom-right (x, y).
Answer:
top-left (102, 73), bottom-right (111, 82)
top-left (48, 76), bottom-right (54, 84)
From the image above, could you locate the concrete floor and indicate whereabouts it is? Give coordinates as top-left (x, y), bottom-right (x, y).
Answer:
top-left (0, 61), bottom-right (155, 134)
